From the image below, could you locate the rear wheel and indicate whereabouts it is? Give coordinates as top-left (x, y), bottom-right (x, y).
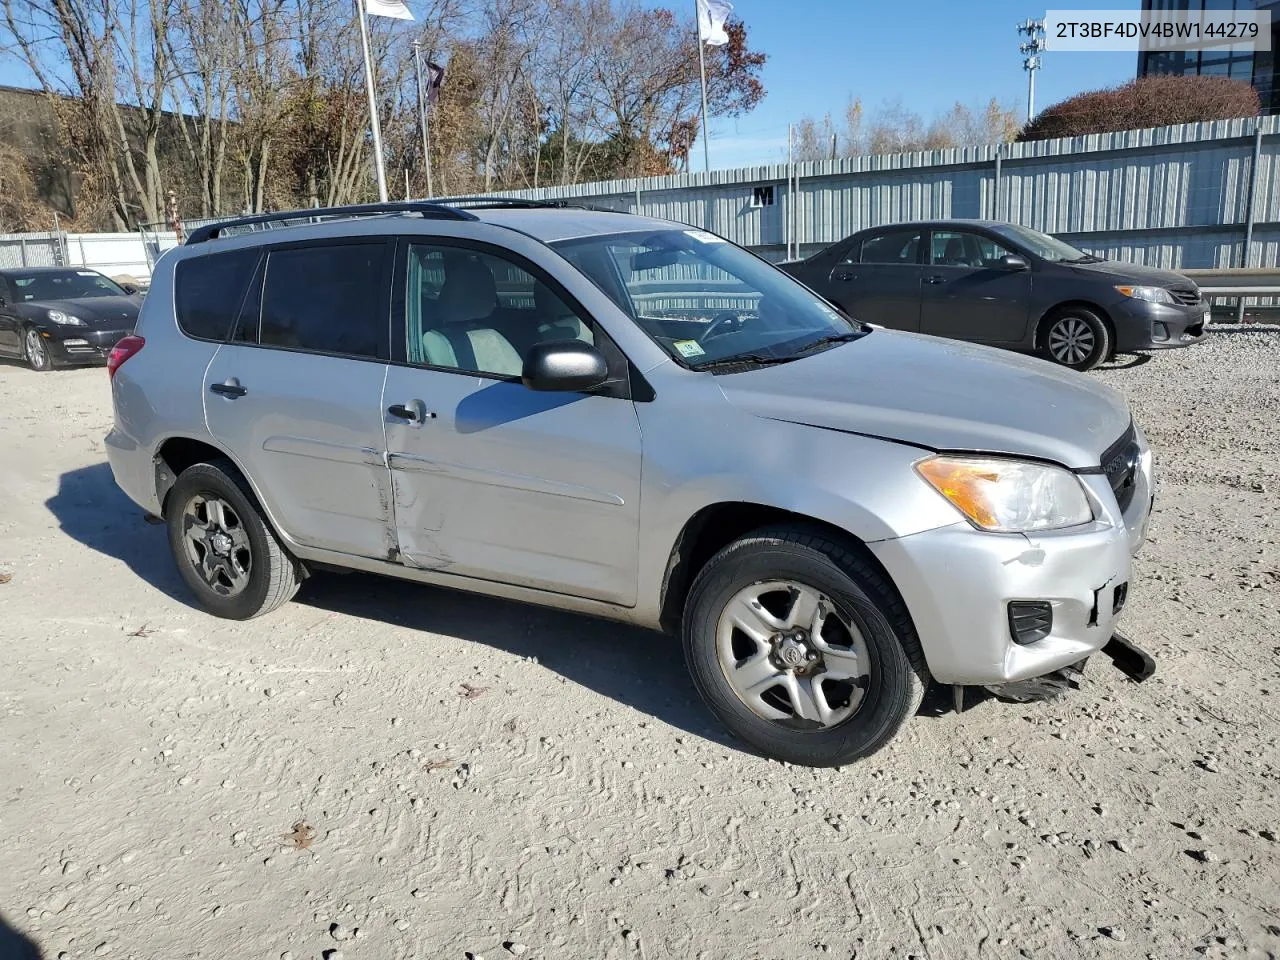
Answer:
top-left (166, 459), bottom-right (300, 619)
top-left (682, 524), bottom-right (928, 767)
top-left (23, 328), bottom-right (51, 372)
top-left (1039, 308), bottom-right (1110, 371)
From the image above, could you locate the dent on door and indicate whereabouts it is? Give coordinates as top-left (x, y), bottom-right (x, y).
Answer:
top-left (384, 379), bottom-right (643, 604)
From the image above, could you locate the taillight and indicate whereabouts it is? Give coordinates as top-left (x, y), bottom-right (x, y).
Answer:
top-left (107, 335), bottom-right (145, 380)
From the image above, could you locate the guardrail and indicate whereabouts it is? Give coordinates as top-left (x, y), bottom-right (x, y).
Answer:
top-left (1181, 269), bottom-right (1280, 297)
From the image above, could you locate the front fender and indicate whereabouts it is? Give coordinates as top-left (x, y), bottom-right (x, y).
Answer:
top-left (633, 408), bottom-right (964, 623)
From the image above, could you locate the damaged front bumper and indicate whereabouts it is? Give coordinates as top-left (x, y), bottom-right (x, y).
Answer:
top-left (867, 453), bottom-right (1155, 687)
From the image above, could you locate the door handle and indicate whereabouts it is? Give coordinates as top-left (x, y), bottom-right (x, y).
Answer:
top-left (209, 379), bottom-right (247, 398)
top-left (833, 272), bottom-right (856, 281)
top-left (924, 275), bottom-right (947, 284)
top-left (388, 399), bottom-right (435, 423)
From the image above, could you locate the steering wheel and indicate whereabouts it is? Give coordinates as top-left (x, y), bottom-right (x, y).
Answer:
top-left (701, 311), bottom-right (750, 342)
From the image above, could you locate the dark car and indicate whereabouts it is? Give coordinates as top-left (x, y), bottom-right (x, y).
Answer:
top-left (781, 219), bottom-right (1208, 370)
top-left (0, 267), bottom-right (142, 371)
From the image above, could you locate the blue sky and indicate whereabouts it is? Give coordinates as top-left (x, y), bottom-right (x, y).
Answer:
top-left (0, 0), bottom-right (1142, 171)
top-left (697, 0), bottom-right (1142, 169)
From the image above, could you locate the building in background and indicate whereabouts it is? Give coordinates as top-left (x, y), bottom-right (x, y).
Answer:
top-left (1137, 0), bottom-right (1279, 114)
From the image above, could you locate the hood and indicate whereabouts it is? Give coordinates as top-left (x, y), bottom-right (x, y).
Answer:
top-left (1065, 258), bottom-right (1194, 289)
top-left (717, 330), bottom-right (1131, 469)
top-left (21, 296), bottom-right (140, 328)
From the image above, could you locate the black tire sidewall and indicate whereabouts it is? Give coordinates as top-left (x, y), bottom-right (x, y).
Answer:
top-left (167, 462), bottom-right (282, 619)
top-left (1041, 310), bottom-right (1110, 371)
top-left (684, 539), bottom-right (920, 767)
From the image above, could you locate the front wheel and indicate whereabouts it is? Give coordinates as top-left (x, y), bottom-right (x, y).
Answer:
top-left (682, 525), bottom-right (928, 767)
top-left (1039, 308), bottom-right (1111, 371)
top-left (24, 328), bottom-right (51, 372)
top-left (166, 459), bottom-right (301, 619)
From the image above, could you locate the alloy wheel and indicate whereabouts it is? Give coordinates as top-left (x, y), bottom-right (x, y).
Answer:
top-left (181, 493), bottom-right (253, 597)
top-left (715, 579), bottom-right (871, 729)
top-left (25, 329), bottom-right (49, 371)
top-left (1047, 316), bottom-right (1096, 365)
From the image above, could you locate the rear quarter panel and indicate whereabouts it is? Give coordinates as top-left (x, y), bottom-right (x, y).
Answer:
top-left (108, 249), bottom-right (221, 513)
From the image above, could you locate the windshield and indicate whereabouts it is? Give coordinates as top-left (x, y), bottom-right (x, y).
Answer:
top-left (989, 224), bottom-right (1096, 263)
top-left (552, 228), bottom-right (863, 369)
top-left (6, 270), bottom-right (126, 301)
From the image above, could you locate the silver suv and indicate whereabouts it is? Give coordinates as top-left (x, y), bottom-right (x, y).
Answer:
top-left (105, 200), bottom-right (1154, 767)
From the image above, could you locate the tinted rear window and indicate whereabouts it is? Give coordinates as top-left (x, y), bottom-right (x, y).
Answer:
top-left (174, 250), bottom-right (259, 341)
top-left (259, 244), bottom-right (389, 360)
top-left (859, 230), bottom-right (922, 265)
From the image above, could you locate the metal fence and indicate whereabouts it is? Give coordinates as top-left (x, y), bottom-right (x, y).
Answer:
top-left (0, 230), bottom-right (152, 280)
top-left (488, 115), bottom-right (1280, 276)
top-left (4, 116), bottom-right (1279, 306)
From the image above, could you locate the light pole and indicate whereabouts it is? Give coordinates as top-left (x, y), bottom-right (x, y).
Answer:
top-left (1017, 18), bottom-right (1046, 122)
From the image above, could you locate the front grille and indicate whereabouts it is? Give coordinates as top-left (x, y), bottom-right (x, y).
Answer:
top-left (1101, 424), bottom-right (1140, 513)
top-left (1169, 286), bottom-right (1201, 306)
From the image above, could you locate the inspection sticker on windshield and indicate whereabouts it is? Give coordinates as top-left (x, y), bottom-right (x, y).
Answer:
top-left (673, 339), bottom-right (706, 358)
top-left (684, 230), bottom-right (726, 244)
top-left (77, 271), bottom-right (98, 276)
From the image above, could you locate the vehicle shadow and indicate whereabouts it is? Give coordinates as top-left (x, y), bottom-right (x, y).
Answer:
top-left (46, 464), bottom-right (740, 749)
top-left (1099, 353), bottom-right (1152, 370)
top-left (47, 464), bottom-right (949, 755)
top-left (293, 570), bottom-right (743, 750)
top-left (0, 913), bottom-right (43, 960)
top-left (44, 462), bottom-right (193, 607)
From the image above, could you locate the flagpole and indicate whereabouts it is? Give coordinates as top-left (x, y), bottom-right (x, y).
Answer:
top-left (413, 41), bottom-right (434, 198)
top-left (693, 0), bottom-right (711, 174)
top-left (356, 0), bottom-right (390, 202)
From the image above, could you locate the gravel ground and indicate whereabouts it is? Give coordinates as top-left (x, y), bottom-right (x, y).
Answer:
top-left (1, 329), bottom-right (1278, 960)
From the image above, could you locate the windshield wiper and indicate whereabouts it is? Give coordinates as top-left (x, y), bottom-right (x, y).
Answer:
top-left (1067, 255), bottom-right (1104, 264)
top-left (695, 352), bottom-right (800, 371)
top-left (793, 331), bottom-right (863, 355)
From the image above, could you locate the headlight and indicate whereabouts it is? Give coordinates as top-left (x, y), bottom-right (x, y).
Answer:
top-left (46, 310), bottom-right (86, 326)
top-left (915, 456), bottom-right (1093, 533)
top-left (1115, 284), bottom-right (1174, 305)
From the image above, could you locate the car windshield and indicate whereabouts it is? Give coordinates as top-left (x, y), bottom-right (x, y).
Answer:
top-left (552, 228), bottom-right (863, 369)
top-left (7, 270), bottom-right (126, 301)
top-left (989, 224), bottom-right (1097, 263)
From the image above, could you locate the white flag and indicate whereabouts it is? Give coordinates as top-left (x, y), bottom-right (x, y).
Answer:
top-left (696, 0), bottom-right (732, 46)
top-left (366, 0), bottom-right (414, 20)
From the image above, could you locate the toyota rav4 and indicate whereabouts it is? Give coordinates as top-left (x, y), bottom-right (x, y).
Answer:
top-left (105, 200), bottom-right (1155, 767)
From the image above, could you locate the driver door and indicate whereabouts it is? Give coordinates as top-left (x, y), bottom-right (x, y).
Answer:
top-left (382, 239), bottom-right (644, 605)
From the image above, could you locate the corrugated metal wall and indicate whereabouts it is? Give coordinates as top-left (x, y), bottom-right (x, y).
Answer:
top-left (489, 116), bottom-right (1280, 271)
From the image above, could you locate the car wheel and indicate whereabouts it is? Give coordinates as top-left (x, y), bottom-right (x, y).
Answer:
top-left (1040, 308), bottom-right (1111, 371)
top-left (166, 459), bottom-right (301, 619)
top-left (23, 327), bottom-right (51, 372)
top-left (682, 524), bottom-right (928, 767)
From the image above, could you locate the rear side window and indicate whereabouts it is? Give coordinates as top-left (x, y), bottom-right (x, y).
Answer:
top-left (259, 243), bottom-right (389, 360)
top-left (859, 230), bottom-right (923, 265)
top-left (174, 250), bottom-right (259, 341)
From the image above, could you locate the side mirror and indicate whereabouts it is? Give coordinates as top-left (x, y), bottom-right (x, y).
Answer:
top-left (121, 283), bottom-right (140, 295)
top-left (999, 254), bottom-right (1030, 272)
top-left (522, 340), bottom-right (609, 393)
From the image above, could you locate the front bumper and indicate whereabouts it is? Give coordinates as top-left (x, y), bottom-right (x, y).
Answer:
top-left (869, 447), bottom-right (1154, 686)
top-left (1111, 298), bottom-right (1209, 353)
top-left (40, 327), bottom-right (132, 365)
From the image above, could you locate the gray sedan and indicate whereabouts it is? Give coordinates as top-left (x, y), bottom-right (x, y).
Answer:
top-left (782, 219), bottom-right (1208, 370)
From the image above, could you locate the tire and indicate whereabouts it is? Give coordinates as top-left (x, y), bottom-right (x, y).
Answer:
top-left (1039, 308), bottom-right (1111, 371)
top-left (23, 327), bottom-right (51, 372)
top-left (166, 458), bottom-right (300, 619)
top-left (682, 524), bottom-right (928, 767)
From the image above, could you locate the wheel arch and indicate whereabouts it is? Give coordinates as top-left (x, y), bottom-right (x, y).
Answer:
top-left (1034, 300), bottom-right (1115, 350)
top-left (657, 501), bottom-right (911, 637)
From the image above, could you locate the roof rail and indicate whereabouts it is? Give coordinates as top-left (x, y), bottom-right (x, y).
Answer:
top-left (184, 201), bottom-right (479, 245)
top-left (430, 196), bottom-right (570, 210)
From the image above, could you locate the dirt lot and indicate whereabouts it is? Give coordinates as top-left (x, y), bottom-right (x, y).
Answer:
top-left (2, 330), bottom-right (1279, 960)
